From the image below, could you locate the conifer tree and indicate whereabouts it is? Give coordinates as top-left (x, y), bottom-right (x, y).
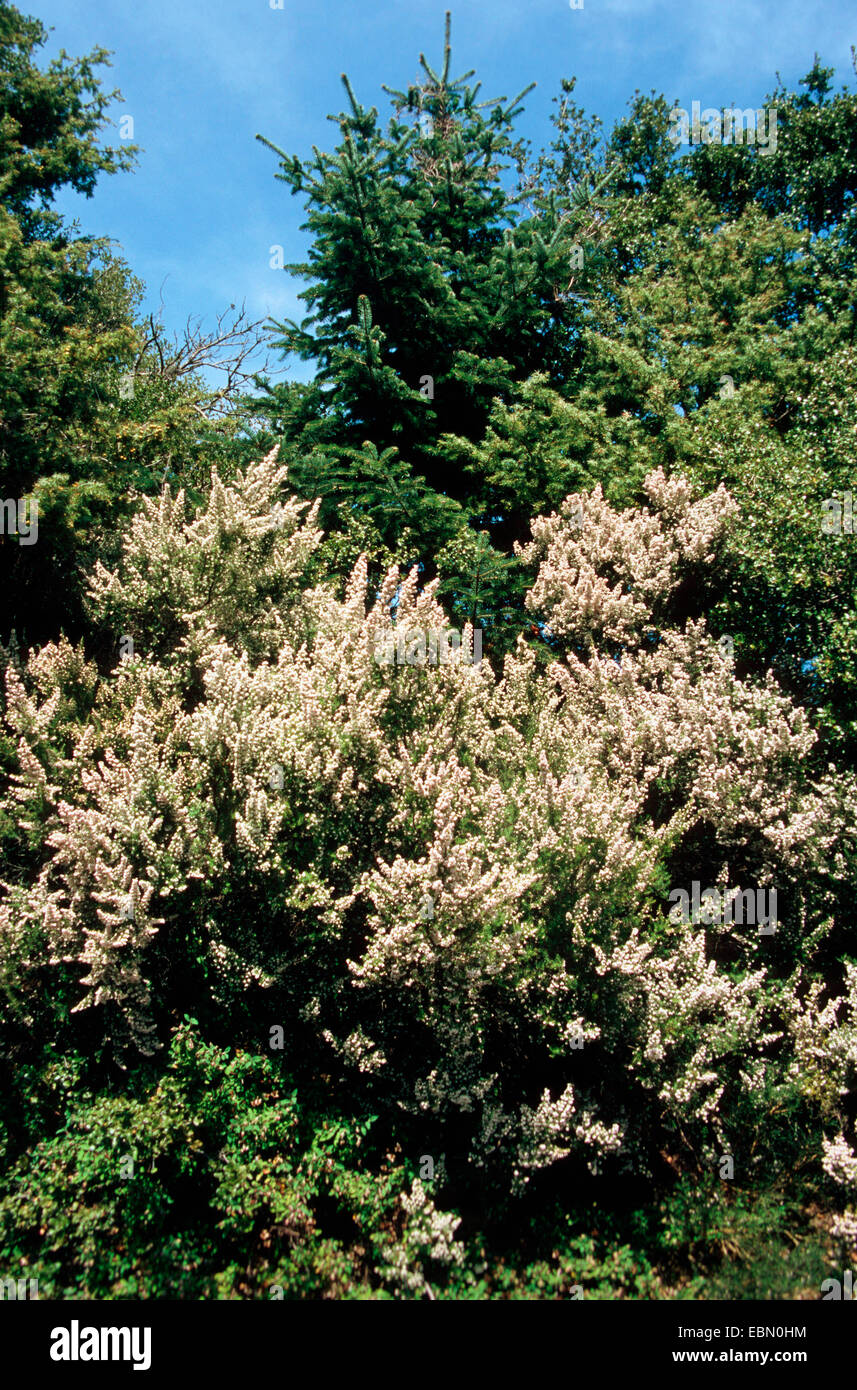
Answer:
top-left (256, 19), bottom-right (857, 722)
top-left (255, 13), bottom-right (619, 645)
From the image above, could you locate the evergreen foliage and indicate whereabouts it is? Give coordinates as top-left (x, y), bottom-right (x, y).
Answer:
top-left (1, 3), bottom-right (856, 1300)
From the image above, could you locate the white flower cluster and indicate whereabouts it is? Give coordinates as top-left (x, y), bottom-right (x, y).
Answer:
top-left (822, 1133), bottom-right (857, 1188)
top-left (822, 1131), bottom-right (857, 1258)
top-left (377, 1179), bottom-right (465, 1293)
top-left (1, 448), bottom-right (855, 1205)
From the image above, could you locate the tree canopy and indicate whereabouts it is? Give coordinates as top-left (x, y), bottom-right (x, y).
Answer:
top-left (1, 4), bottom-right (856, 1303)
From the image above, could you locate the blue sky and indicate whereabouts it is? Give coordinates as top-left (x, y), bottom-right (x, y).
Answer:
top-left (30, 0), bottom-right (857, 388)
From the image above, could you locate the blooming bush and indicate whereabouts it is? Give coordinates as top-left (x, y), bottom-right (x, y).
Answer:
top-left (1, 447), bottom-right (855, 1291)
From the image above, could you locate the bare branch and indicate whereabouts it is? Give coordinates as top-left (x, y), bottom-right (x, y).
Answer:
top-left (132, 302), bottom-right (274, 420)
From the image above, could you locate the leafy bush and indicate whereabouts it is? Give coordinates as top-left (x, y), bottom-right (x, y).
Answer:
top-left (1, 448), bottom-right (854, 1295)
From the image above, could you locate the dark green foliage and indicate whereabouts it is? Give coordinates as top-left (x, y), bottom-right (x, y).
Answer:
top-left (0, 3), bottom-right (855, 1302)
top-left (0, 1024), bottom-right (835, 1300)
top-left (0, 2), bottom-right (265, 646)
